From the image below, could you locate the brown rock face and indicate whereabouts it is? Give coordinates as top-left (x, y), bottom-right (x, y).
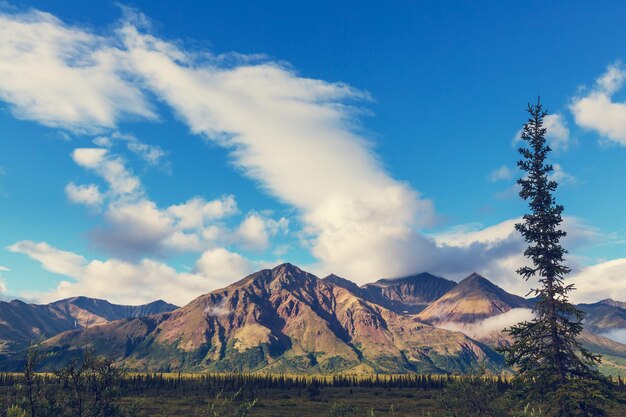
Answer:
top-left (360, 273), bottom-right (457, 313)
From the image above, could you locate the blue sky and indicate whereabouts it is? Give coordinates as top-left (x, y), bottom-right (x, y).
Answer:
top-left (1, 1), bottom-right (626, 305)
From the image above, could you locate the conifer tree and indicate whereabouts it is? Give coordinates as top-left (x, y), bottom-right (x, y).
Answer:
top-left (501, 99), bottom-right (613, 416)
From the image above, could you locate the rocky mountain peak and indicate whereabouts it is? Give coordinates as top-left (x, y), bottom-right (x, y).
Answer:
top-left (417, 272), bottom-right (532, 324)
top-left (598, 298), bottom-right (626, 309)
top-left (360, 272), bottom-right (457, 314)
top-left (323, 274), bottom-right (363, 295)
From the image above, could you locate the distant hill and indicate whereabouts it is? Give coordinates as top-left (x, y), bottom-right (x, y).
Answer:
top-left (577, 299), bottom-right (626, 334)
top-left (597, 299), bottom-right (626, 310)
top-left (0, 297), bottom-right (178, 355)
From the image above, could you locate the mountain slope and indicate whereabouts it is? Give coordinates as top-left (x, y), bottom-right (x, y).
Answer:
top-left (417, 273), bottom-right (532, 325)
top-left (27, 264), bottom-right (503, 374)
top-left (577, 300), bottom-right (626, 334)
top-left (596, 299), bottom-right (626, 309)
top-left (359, 273), bottom-right (457, 314)
top-left (0, 297), bottom-right (177, 355)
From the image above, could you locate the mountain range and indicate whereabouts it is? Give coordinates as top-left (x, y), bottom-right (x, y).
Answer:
top-left (0, 296), bottom-right (177, 354)
top-left (1, 263), bottom-right (625, 375)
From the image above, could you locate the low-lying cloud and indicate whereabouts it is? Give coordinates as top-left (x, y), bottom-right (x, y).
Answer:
top-left (601, 329), bottom-right (626, 345)
top-left (438, 308), bottom-right (535, 339)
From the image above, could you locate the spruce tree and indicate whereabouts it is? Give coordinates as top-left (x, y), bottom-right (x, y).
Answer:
top-left (501, 99), bottom-right (613, 416)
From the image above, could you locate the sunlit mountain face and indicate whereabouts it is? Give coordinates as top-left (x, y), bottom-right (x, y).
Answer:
top-left (1, 264), bottom-right (624, 376)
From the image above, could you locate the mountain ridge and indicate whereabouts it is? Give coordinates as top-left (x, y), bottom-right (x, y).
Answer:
top-left (0, 263), bottom-right (624, 376)
top-left (13, 264), bottom-right (504, 374)
top-left (0, 296), bottom-right (178, 355)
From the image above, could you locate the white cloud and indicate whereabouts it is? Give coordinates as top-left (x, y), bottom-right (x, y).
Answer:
top-left (72, 148), bottom-right (142, 199)
top-left (543, 114), bottom-right (570, 152)
top-left (235, 214), bottom-right (288, 251)
top-left (68, 144), bottom-right (284, 259)
top-left (94, 132), bottom-right (167, 166)
top-left (236, 215), bottom-right (270, 251)
top-left (488, 165), bottom-right (514, 182)
top-left (597, 63), bottom-right (626, 95)
top-left (601, 329), bottom-right (626, 345)
top-left (0, 265), bottom-right (10, 272)
top-left (204, 298), bottom-right (232, 317)
top-left (7, 241), bottom-right (86, 278)
top-left (571, 63), bottom-right (626, 146)
top-left (116, 21), bottom-right (436, 282)
top-left (570, 258), bottom-right (626, 303)
top-left (194, 248), bottom-right (253, 288)
top-left (0, 10), bottom-right (155, 131)
top-left (438, 308), bottom-right (535, 339)
top-left (9, 240), bottom-right (255, 305)
top-left (72, 148), bottom-right (108, 168)
top-left (93, 195), bottom-right (244, 257)
top-left (96, 199), bottom-right (175, 256)
top-left (433, 218), bottom-right (520, 249)
top-left (166, 196), bottom-right (238, 229)
top-left (65, 182), bottom-right (103, 207)
top-left (513, 112), bottom-right (571, 152)
top-left (550, 163), bottom-right (577, 186)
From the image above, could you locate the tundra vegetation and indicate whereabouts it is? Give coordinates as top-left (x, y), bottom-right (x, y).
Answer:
top-left (0, 347), bottom-right (624, 416)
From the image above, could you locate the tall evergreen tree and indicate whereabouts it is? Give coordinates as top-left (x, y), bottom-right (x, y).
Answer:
top-left (501, 99), bottom-right (613, 416)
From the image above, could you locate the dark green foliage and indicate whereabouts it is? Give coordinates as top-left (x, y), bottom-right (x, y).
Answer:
top-left (500, 99), bottom-right (614, 416)
top-left (53, 351), bottom-right (128, 417)
top-left (10, 347), bottom-right (132, 417)
top-left (438, 376), bottom-right (509, 417)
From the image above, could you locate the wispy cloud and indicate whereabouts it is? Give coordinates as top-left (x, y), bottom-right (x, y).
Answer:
top-left (116, 13), bottom-right (442, 282)
top-left (65, 183), bottom-right (104, 207)
top-left (571, 62), bottom-right (626, 146)
top-left (550, 163), bottom-right (577, 186)
top-left (94, 132), bottom-right (168, 168)
top-left (7, 240), bottom-right (257, 305)
top-left (0, 10), bottom-right (155, 132)
top-left (0, 8), bottom-right (440, 282)
top-left (512, 113), bottom-right (571, 152)
top-left (488, 165), bottom-right (514, 182)
top-left (438, 308), bottom-right (535, 339)
top-left (570, 258), bottom-right (626, 303)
